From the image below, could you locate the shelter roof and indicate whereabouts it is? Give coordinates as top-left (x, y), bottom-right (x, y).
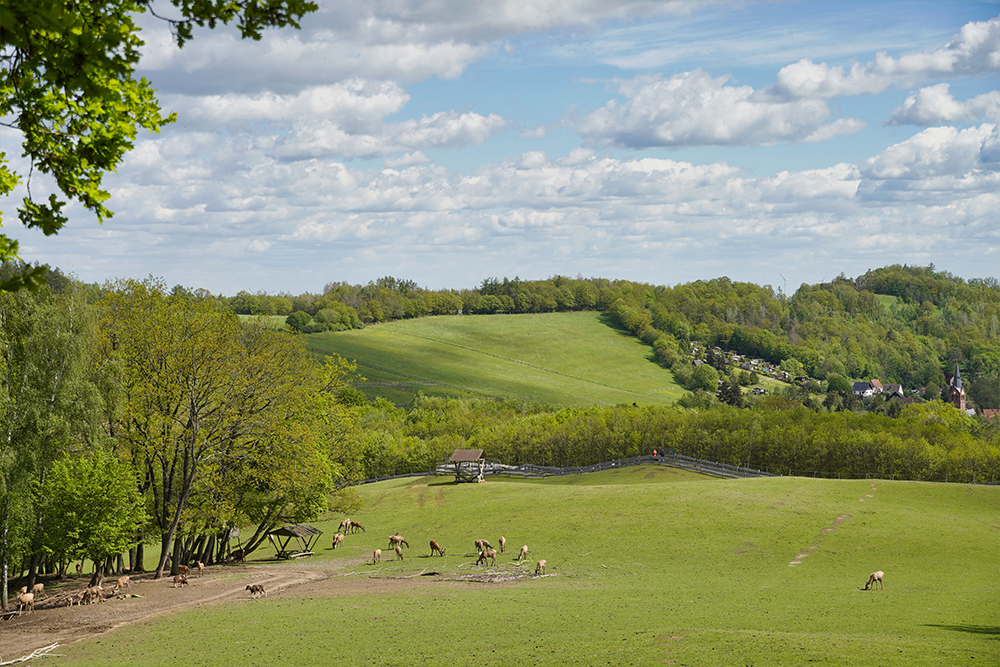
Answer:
top-left (269, 524), bottom-right (322, 538)
top-left (450, 449), bottom-right (484, 462)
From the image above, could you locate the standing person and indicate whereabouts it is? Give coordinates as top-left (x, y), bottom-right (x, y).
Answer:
top-left (653, 449), bottom-right (658, 459)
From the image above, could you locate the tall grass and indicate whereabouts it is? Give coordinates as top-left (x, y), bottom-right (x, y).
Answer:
top-left (55, 468), bottom-right (998, 666)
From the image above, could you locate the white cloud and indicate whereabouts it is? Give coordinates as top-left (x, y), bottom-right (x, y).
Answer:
top-left (518, 126), bottom-right (547, 140)
top-left (271, 110), bottom-right (509, 160)
top-left (136, 1), bottom-right (690, 92)
top-left (157, 81), bottom-right (510, 160)
top-left (576, 71), bottom-right (865, 148)
top-left (803, 118), bottom-right (869, 143)
top-left (171, 80), bottom-right (410, 132)
top-left (773, 16), bottom-right (999, 98)
top-left (858, 123), bottom-right (999, 202)
top-left (6, 120), bottom-right (995, 293)
top-left (886, 84), bottom-right (1000, 126)
top-left (385, 152), bottom-right (431, 167)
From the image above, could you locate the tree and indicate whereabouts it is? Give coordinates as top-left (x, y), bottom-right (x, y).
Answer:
top-left (968, 375), bottom-right (999, 410)
top-left (96, 278), bottom-right (324, 578)
top-left (39, 447), bottom-right (146, 587)
top-left (286, 311), bottom-right (311, 332)
top-left (780, 357), bottom-right (804, 378)
top-left (717, 376), bottom-right (745, 408)
top-left (0, 0), bottom-right (318, 290)
top-left (173, 334), bottom-right (348, 564)
top-left (706, 349), bottom-right (728, 372)
top-left (230, 291), bottom-right (262, 315)
top-left (826, 374), bottom-right (852, 395)
top-left (691, 364), bottom-right (720, 392)
top-left (0, 282), bottom-right (101, 608)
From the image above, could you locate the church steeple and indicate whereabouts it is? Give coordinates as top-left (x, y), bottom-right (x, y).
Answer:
top-left (948, 363), bottom-right (966, 411)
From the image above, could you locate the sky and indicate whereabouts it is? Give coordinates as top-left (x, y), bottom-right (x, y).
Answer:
top-left (2, 0), bottom-right (998, 296)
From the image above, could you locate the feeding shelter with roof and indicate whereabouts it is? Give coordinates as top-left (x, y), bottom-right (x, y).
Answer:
top-left (268, 524), bottom-right (323, 559)
top-left (449, 449), bottom-right (486, 483)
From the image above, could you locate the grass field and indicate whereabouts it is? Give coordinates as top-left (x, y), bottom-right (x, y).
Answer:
top-left (305, 312), bottom-right (686, 406)
top-left (54, 468), bottom-right (999, 666)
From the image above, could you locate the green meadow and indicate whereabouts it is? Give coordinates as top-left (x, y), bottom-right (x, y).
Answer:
top-left (54, 467), bottom-right (999, 666)
top-left (305, 311), bottom-right (686, 406)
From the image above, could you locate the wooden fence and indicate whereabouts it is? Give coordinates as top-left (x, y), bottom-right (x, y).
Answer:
top-left (359, 452), bottom-right (778, 485)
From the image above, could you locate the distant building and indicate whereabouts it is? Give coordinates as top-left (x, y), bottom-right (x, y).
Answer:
top-left (884, 384), bottom-right (904, 400)
top-left (852, 379), bottom-right (887, 399)
top-left (945, 363), bottom-right (966, 412)
top-left (853, 381), bottom-right (875, 398)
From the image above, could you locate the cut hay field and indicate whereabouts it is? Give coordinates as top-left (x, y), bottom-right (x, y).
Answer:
top-left (305, 311), bottom-right (685, 406)
top-left (52, 467), bottom-right (999, 666)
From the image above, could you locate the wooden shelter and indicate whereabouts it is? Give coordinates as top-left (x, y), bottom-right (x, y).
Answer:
top-left (449, 449), bottom-right (485, 483)
top-left (268, 524), bottom-right (323, 559)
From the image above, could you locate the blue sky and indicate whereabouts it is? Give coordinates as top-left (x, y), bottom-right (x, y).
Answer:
top-left (2, 0), bottom-right (997, 295)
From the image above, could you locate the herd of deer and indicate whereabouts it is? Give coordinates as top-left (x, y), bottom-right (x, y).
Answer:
top-left (7, 523), bottom-right (887, 617)
top-left (332, 519), bottom-right (549, 576)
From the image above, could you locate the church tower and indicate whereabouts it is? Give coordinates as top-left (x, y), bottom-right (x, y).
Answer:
top-left (947, 363), bottom-right (966, 412)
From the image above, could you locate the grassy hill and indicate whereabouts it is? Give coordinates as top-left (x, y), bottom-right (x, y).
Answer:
top-left (305, 311), bottom-right (685, 406)
top-left (56, 467), bottom-right (999, 666)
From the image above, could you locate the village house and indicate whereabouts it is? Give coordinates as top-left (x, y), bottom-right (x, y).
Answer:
top-left (853, 381), bottom-right (875, 398)
top-left (884, 384), bottom-right (904, 400)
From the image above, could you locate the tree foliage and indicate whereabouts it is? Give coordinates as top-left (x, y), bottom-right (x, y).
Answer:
top-left (0, 282), bottom-right (101, 606)
top-left (347, 395), bottom-right (999, 485)
top-left (95, 278), bottom-right (325, 576)
top-left (39, 447), bottom-right (146, 574)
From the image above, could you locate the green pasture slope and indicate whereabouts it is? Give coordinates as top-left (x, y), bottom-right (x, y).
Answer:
top-left (306, 311), bottom-right (685, 406)
top-left (57, 469), bottom-right (998, 666)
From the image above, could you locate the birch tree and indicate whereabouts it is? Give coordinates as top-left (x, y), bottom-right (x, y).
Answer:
top-left (0, 282), bottom-right (101, 609)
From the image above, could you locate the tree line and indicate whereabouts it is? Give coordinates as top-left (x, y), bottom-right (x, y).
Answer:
top-left (340, 394), bottom-right (1000, 486)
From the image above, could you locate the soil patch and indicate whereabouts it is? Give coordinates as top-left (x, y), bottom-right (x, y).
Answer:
top-left (0, 563), bottom-right (332, 662)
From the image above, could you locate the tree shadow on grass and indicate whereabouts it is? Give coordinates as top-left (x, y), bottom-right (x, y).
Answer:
top-left (597, 312), bottom-right (632, 335)
top-left (924, 624), bottom-right (1000, 639)
top-left (426, 479), bottom-right (458, 487)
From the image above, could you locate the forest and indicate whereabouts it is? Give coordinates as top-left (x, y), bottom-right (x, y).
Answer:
top-left (0, 262), bottom-right (997, 610)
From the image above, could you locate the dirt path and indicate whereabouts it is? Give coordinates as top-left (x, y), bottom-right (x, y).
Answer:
top-left (788, 483), bottom-right (877, 567)
top-left (0, 563), bottom-right (336, 662)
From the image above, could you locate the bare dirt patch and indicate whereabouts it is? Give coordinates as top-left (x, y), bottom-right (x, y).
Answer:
top-left (0, 563), bottom-right (332, 662)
